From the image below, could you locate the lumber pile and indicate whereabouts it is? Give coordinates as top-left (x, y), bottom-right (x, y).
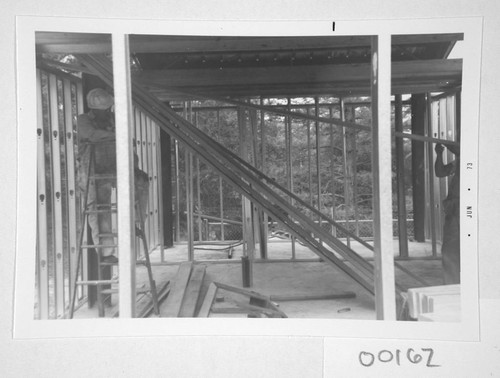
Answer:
top-left (197, 281), bottom-right (287, 318)
top-left (160, 262), bottom-right (207, 317)
top-left (108, 280), bottom-right (171, 318)
top-left (158, 262), bottom-right (288, 318)
top-left (404, 284), bottom-right (460, 322)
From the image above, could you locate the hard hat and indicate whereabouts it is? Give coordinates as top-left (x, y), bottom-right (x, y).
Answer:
top-left (86, 88), bottom-right (114, 110)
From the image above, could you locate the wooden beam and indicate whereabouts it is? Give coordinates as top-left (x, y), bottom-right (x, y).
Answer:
top-left (392, 33), bottom-right (463, 45)
top-left (36, 32), bottom-right (463, 54)
top-left (371, 35), bottom-right (396, 320)
top-left (150, 81), bottom-right (462, 101)
top-left (161, 261), bottom-right (193, 317)
top-left (270, 292), bottom-right (356, 301)
top-left (178, 265), bottom-right (207, 317)
top-left (197, 282), bottom-right (218, 317)
top-left (113, 33), bottom-right (137, 318)
top-left (135, 59), bottom-right (462, 90)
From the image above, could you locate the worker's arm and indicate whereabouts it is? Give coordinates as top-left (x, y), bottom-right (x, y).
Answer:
top-left (434, 143), bottom-right (454, 177)
top-left (77, 114), bottom-right (115, 142)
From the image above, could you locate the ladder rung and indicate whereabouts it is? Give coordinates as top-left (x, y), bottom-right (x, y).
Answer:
top-left (76, 279), bottom-right (118, 286)
top-left (100, 259), bottom-right (148, 266)
top-left (90, 174), bottom-right (117, 180)
top-left (80, 244), bottom-right (118, 249)
top-left (98, 233), bottom-right (118, 237)
top-left (85, 209), bottom-right (118, 214)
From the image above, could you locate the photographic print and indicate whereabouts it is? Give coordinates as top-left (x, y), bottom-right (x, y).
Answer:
top-left (14, 17), bottom-right (481, 340)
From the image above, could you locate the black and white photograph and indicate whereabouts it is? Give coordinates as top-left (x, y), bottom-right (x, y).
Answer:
top-left (3, 5), bottom-right (499, 376)
top-left (32, 31), bottom-right (467, 323)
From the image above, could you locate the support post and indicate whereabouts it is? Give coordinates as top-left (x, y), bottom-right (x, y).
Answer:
top-left (395, 94), bottom-right (409, 258)
top-left (238, 107), bottom-right (254, 286)
top-left (186, 149), bottom-right (194, 261)
top-left (112, 33), bottom-right (136, 318)
top-left (287, 98), bottom-right (296, 258)
top-left (340, 98), bottom-right (351, 247)
top-left (329, 106), bottom-right (337, 237)
top-left (426, 93), bottom-right (438, 256)
top-left (160, 131), bottom-right (173, 248)
top-left (411, 94), bottom-right (426, 242)
top-left (259, 98), bottom-right (268, 258)
top-left (371, 35), bottom-right (396, 320)
top-left (314, 97), bottom-right (322, 241)
top-left (174, 140), bottom-right (181, 243)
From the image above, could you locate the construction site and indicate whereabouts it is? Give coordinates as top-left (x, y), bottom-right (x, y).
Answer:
top-left (34, 32), bottom-right (462, 322)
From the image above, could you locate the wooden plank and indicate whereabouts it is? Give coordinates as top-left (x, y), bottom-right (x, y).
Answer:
top-left (270, 292), bottom-right (356, 301)
top-left (178, 265), bottom-right (207, 317)
top-left (161, 261), bottom-right (193, 317)
top-left (152, 81), bottom-right (462, 102)
top-left (108, 280), bottom-right (171, 318)
top-left (136, 59), bottom-right (462, 89)
top-left (112, 33), bottom-right (137, 318)
top-left (232, 300), bottom-right (285, 318)
top-left (197, 282), bottom-right (218, 317)
top-left (137, 280), bottom-right (171, 318)
top-left (214, 281), bottom-right (269, 302)
top-left (36, 70), bottom-right (49, 319)
top-left (371, 35), bottom-right (396, 320)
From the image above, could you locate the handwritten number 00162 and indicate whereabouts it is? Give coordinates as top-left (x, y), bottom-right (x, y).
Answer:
top-left (358, 348), bottom-right (440, 367)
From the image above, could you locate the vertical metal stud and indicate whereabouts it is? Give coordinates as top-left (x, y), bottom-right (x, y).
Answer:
top-left (63, 78), bottom-right (79, 307)
top-left (48, 74), bottom-right (65, 318)
top-left (36, 70), bottom-right (49, 319)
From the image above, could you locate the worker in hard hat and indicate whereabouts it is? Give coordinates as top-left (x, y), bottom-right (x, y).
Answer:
top-left (435, 143), bottom-right (460, 284)
top-left (77, 88), bottom-right (149, 264)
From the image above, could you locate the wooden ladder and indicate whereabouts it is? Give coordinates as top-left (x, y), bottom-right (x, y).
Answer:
top-left (68, 145), bottom-right (159, 318)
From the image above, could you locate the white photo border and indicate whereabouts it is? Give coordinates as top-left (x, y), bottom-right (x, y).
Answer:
top-left (14, 15), bottom-right (482, 340)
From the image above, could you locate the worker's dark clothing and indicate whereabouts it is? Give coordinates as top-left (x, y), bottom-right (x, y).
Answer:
top-left (77, 110), bottom-right (149, 257)
top-left (437, 158), bottom-right (460, 284)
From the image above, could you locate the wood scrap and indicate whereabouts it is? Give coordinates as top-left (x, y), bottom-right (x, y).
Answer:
top-left (160, 262), bottom-right (193, 317)
top-left (178, 265), bottom-right (207, 317)
top-left (270, 291), bottom-right (356, 302)
top-left (197, 282), bottom-right (218, 317)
